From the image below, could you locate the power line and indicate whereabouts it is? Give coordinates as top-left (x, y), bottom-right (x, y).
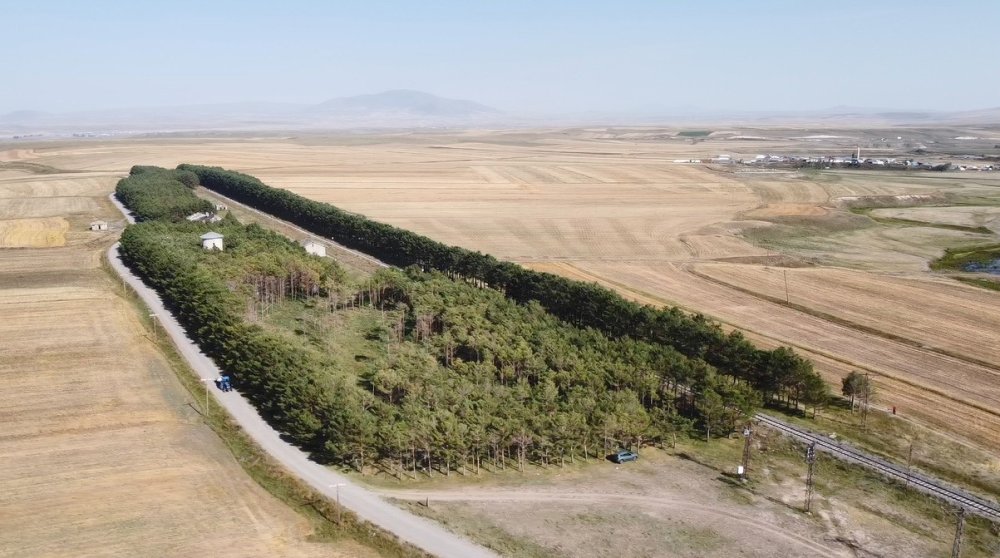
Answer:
top-left (740, 422), bottom-right (753, 481)
top-left (905, 438), bottom-right (915, 488)
top-left (804, 442), bottom-right (817, 513)
top-left (860, 372), bottom-right (871, 432)
top-left (952, 507), bottom-right (966, 558)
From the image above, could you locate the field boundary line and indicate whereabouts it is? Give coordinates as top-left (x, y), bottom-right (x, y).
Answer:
top-left (687, 266), bottom-right (1000, 379)
top-left (559, 261), bottom-right (1000, 421)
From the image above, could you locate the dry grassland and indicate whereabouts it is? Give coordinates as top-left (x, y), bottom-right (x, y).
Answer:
top-left (872, 205), bottom-right (1000, 232)
top-left (0, 217), bottom-right (68, 247)
top-left (382, 442), bottom-right (962, 558)
top-left (0, 169), bottom-right (373, 557)
top-left (4, 132), bottom-right (999, 460)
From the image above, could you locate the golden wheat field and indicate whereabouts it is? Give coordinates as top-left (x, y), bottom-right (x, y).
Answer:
top-left (3, 129), bottom-right (1000, 456)
top-left (0, 170), bottom-right (372, 557)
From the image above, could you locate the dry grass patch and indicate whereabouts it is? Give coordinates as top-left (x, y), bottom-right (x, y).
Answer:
top-left (0, 217), bottom-right (68, 247)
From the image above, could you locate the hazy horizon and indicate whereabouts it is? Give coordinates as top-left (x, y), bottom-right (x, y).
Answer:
top-left (5, 0), bottom-right (1000, 116)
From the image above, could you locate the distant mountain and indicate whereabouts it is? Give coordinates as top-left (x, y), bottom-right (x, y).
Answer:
top-left (312, 90), bottom-right (501, 118)
top-left (0, 91), bottom-right (506, 134)
top-left (3, 93), bottom-right (1000, 135)
top-left (1, 110), bottom-right (51, 123)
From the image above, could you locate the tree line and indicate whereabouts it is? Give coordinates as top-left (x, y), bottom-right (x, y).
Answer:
top-left (179, 164), bottom-right (828, 410)
top-left (116, 166), bottom-right (214, 221)
top-left (118, 209), bottom-right (757, 476)
top-left (115, 164), bottom-right (829, 477)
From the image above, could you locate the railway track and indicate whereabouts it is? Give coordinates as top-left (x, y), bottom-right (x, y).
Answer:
top-left (756, 413), bottom-right (1000, 523)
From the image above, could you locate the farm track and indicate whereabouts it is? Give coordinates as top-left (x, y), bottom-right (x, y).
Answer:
top-left (685, 267), bottom-right (1000, 418)
top-left (381, 490), bottom-right (847, 557)
top-left (687, 265), bottom-right (1000, 381)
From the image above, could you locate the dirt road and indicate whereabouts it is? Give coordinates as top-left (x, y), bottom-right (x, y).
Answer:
top-left (381, 488), bottom-right (848, 558)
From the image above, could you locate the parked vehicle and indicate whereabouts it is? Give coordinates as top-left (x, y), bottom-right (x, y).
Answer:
top-left (609, 450), bottom-right (638, 464)
top-left (215, 375), bottom-right (233, 392)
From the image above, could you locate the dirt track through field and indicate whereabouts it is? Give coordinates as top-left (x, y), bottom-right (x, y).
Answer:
top-left (383, 489), bottom-right (846, 557)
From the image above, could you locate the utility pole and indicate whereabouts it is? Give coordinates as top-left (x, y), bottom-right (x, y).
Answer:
top-left (861, 372), bottom-right (871, 432)
top-left (804, 442), bottom-right (817, 513)
top-left (740, 423), bottom-right (753, 481)
top-left (783, 269), bottom-right (790, 304)
top-left (952, 507), bottom-right (966, 558)
top-left (199, 378), bottom-right (212, 415)
top-left (329, 483), bottom-right (346, 523)
top-left (905, 438), bottom-right (915, 488)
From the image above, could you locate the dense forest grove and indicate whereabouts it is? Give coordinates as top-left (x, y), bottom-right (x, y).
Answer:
top-left (117, 165), bottom-right (829, 476)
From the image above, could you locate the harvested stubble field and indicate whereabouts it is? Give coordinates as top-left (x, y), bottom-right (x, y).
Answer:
top-left (0, 168), bottom-right (373, 556)
top-left (3, 129), bottom-right (999, 469)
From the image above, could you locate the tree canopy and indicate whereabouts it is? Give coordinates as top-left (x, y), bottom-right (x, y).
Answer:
top-left (114, 165), bottom-right (829, 476)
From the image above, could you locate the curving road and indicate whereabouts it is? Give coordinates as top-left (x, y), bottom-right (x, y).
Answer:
top-left (106, 195), bottom-right (496, 558)
top-left (381, 489), bottom-right (848, 557)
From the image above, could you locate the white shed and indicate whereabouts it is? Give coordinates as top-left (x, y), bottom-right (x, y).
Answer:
top-left (89, 220), bottom-right (108, 231)
top-left (200, 231), bottom-right (224, 251)
top-left (301, 238), bottom-right (326, 258)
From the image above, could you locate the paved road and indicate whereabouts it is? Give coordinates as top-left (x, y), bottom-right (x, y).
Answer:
top-left (106, 199), bottom-right (496, 558)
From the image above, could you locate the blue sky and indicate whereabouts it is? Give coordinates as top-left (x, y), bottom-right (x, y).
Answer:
top-left (4, 0), bottom-right (998, 114)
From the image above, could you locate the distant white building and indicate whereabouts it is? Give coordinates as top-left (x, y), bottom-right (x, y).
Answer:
top-left (89, 220), bottom-right (108, 231)
top-left (301, 238), bottom-right (326, 258)
top-left (200, 231), bottom-right (224, 251)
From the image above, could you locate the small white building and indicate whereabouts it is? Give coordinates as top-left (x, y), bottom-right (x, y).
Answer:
top-left (89, 220), bottom-right (108, 231)
top-left (214, 203), bottom-right (227, 211)
top-left (301, 238), bottom-right (326, 258)
top-left (187, 212), bottom-right (222, 223)
top-left (201, 231), bottom-right (224, 251)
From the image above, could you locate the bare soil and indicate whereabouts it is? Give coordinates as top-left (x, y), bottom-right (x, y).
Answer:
top-left (377, 445), bottom-right (953, 558)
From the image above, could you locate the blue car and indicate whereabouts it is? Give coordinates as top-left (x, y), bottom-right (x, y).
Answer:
top-left (610, 450), bottom-right (639, 463)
